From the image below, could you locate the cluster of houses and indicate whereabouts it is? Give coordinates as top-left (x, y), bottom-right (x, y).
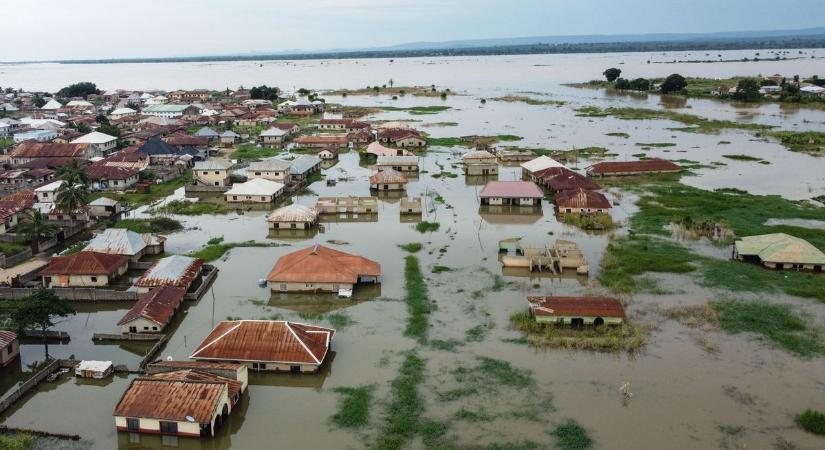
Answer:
top-left (711, 73), bottom-right (825, 98)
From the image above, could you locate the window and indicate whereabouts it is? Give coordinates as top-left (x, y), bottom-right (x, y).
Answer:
top-left (152, 326), bottom-right (158, 331)
top-left (279, 284), bottom-right (287, 291)
top-left (90, 277), bottom-right (98, 282)
top-left (144, 326), bottom-right (149, 330)
top-left (159, 421), bottom-right (177, 434)
top-left (252, 362), bottom-right (266, 371)
top-left (126, 418), bottom-right (139, 431)
top-left (214, 171), bottom-right (220, 174)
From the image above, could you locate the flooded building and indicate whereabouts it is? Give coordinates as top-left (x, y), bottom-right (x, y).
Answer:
top-left (733, 233), bottom-right (825, 272)
top-left (369, 168), bottom-right (408, 190)
top-left (113, 376), bottom-right (232, 438)
top-left (373, 155), bottom-right (420, 173)
top-left (400, 197), bottom-right (422, 215)
top-left (193, 160), bottom-right (231, 187)
top-left (76, 360), bottom-right (114, 378)
top-left (527, 296), bottom-right (626, 326)
top-left (294, 135), bottom-right (348, 149)
top-left (378, 128), bottom-right (426, 147)
top-left (247, 159), bottom-right (292, 184)
top-left (224, 178), bottom-right (285, 203)
top-left (40, 251), bottom-right (130, 287)
top-left (267, 204), bottom-right (319, 230)
top-left (266, 244), bottom-right (381, 293)
top-left (520, 155), bottom-right (567, 180)
top-left (554, 188), bottom-right (612, 214)
top-left (190, 320), bottom-right (335, 373)
top-left (586, 159), bottom-right (682, 177)
top-left (0, 330), bottom-right (19, 367)
top-left (316, 145), bottom-right (339, 160)
top-left (133, 255), bottom-right (204, 293)
top-left (84, 228), bottom-right (166, 261)
top-left (479, 181), bottom-right (543, 206)
top-left (365, 142), bottom-right (413, 158)
top-left (277, 154), bottom-right (322, 182)
top-left (146, 360), bottom-right (249, 393)
top-left (88, 197), bottom-right (123, 219)
top-left (315, 196), bottom-right (378, 214)
top-left (117, 286), bottom-right (187, 333)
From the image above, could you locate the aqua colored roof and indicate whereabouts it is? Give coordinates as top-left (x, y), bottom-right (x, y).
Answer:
top-left (735, 233), bottom-right (825, 265)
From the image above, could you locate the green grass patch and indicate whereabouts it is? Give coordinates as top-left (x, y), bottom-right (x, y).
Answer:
top-left (432, 265), bottom-right (453, 273)
top-left (403, 256), bottom-right (431, 343)
top-left (510, 310), bottom-right (647, 352)
top-left (577, 106), bottom-right (772, 134)
top-left (767, 130), bottom-right (825, 155)
top-left (721, 154), bottom-right (764, 162)
top-left (372, 352), bottom-right (425, 450)
top-left (330, 385), bottom-right (374, 429)
top-left (231, 143), bottom-right (281, 160)
top-left (380, 105), bottom-right (451, 115)
top-left (0, 432), bottom-right (35, 450)
top-left (560, 212), bottom-right (613, 230)
top-left (453, 357), bottom-right (534, 390)
top-left (574, 106), bottom-right (610, 117)
top-left (90, 171), bottom-right (192, 206)
top-left (326, 312), bottom-right (354, 330)
top-left (157, 199), bottom-right (234, 215)
top-left (606, 132), bottom-right (630, 138)
top-left (635, 142), bottom-right (676, 147)
top-left (188, 236), bottom-right (272, 261)
top-left (114, 217), bottom-right (182, 234)
top-left (549, 420), bottom-right (593, 450)
top-left (491, 95), bottom-right (565, 106)
top-left (712, 298), bottom-right (825, 357)
top-left (415, 221), bottom-right (440, 233)
top-left (0, 242), bottom-right (27, 257)
top-left (398, 242), bottom-right (423, 253)
top-left (598, 236), bottom-right (696, 293)
top-left (465, 324), bottom-right (489, 342)
top-left (795, 409), bottom-right (825, 435)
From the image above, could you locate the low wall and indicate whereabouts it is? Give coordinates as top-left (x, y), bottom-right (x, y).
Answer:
top-left (0, 359), bottom-right (60, 415)
top-left (2, 249), bottom-right (33, 269)
top-left (138, 334), bottom-right (169, 370)
top-left (185, 184), bottom-right (229, 193)
top-left (185, 265), bottom-right (218, 301)
top-left (93, 333), bottom-right (164, 341)
top-left (0, 287), bottom-right (139, 301)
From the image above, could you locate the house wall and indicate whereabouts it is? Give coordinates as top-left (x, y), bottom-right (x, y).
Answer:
top-left (42, 264), bottom-right (128, 287)
top-left (248, 170), bottom-right (290, 183)
top-left (269, 281), bottom-right (354, 293)
top-left (99, 174), bottom-right (139, 191)
top-left (268, 221), bottom-right (313, 230)
top-left (114, 388), bottom-right (228, 437)
top-left (90, 204), bottom-right (122, 218)
top-left (558, 206), bottom-right (609, 215)
top-left (376, 164), bottom-right (418, 172)
top-left (0, 339), bottom-right (19, 366)
top-left (465, 164), bottom-right (498, 176)
top-left (396, 137), bottom-right (426, 147)
top-left (762, 261), bottom-right (822, 272)
top-left (197, 170), bottom-right (230, 187)
top-left (371, 183), bottom-right (405, 191)
top-left (536, 315), bottom-right (624, 326)
top-left (225, 193), bottom-right (275, 203)
top-left (120, 317), bottom-right (165, 334)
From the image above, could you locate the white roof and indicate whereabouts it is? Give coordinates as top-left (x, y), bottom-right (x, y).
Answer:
top-left (267, 204), bottom-right (318, 223)
top-left (801, 86), bottom-right (825, 93)
top-left (76, 360), bottom-right (112, 372)
top-left (139, 255), bottom-right (200, 283)
top-left (248, 159), bottom-right (292, 172)
top-left (110, 107), bottom-right (136, 115)
top-left (34, 180), bottom-right (65, 193)
top-left (143, 104), bottom-right (193, 113)
top-left (41, 99), bottom-right (62, 110)
top-left (194, 160), bottom-right (230, 171)
top-left (20, 118), bottom-right (65, 128)
top-left (260, 127), bottom-right (286, 137)
top-left (85, 228), bottom-right (162, 256)
top-left (520, 155), bottom-right (566, 173)
top-left (226, 178), bottom-right (284, 196)
top-left (89, 197), bottom-right (118, 207)
top-left (140, 93), bottom-right (155, 99)
top-left (71, 131), bottom-right (116, 144)
top-left (66, 100), bottom-right (93, 107)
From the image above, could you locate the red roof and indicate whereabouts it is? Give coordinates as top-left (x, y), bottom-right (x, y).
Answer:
top-left (86, 163), bottom-right (141, 181)
top-left (538, 168), bottom-right (601, 191)
top-left (113, 378), bottom-right (226, 423)
top-left (117, 286), bottom-right (186, 327)
top-left (527, 296), bottom-right (626, 318)
top-left (0, 330), bottom-right (17, 348)
top-left (266, 245), bottom-right (380, 284)
top-left (479, 181), bottom-right (543, 199)
top-left (190, 320), bottom-right (335, 365)
top-left (294, 135), bottom-right (348, 145)
top-left (164, 134), bottom-right (209, 147)
top-left (379, 128), bottom-right (423, 141)
top-left (11, 142), bottom-right (89, 159)
top-left (554, 188), bottom-right (612, 209)
top-left (0, 189), bottom-right (36, 213)
top-left (40, 251), bottom-right (129, 276)
top-left (588, 159), bottom-right (681, 175)
top-left (144, 369), bottom-right (243, 403)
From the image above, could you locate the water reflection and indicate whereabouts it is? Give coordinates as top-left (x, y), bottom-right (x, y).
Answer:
top-left (267, 286), bottom-right (380, 313)
top-left (479, 205), bottom-right (543, 225)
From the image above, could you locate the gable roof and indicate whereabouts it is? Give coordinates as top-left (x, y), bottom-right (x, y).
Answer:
top-left (194, 127), bottom-right (219, 137)
top-left (520, 156), bottom-right (566, 173)
top-left (138, 137), bottom-right (198, 156)
top-left (86, 163), bottom-right (140, 181)
top-left (225, 178), bottom-right (284, 196)
top-left (11, 142), bottom-right (89, 159)
top-left (527, 296), bottom-right (626, 319)
top-left (113, 378), bottom-right (226, 423)
top-left (735, 233), bottom-right (825, 265)
top-left (266, 204), bottom-right (318, 223)
top-left (70, 131), bottom-right (116, 144)
top-left (190, 320), bottom-right (334, 365)
top-left (0, 330), bottom-right (17, 348)
top-left (266, 244), bottom-right (380, 284)
top-left (144, 369), bottom-right (243, 401)
top-left (117, 286), bottom-right (186, 326)
top-left (370, 168), bottom-right (408, 184)
top-left (587, 158), bottom-right (682, 175)
top-left (554, 188), bottom-right (612, 209)
top-left (276, 155), bottom-right (321, 175)
top-left (134, 255), bottom-right (203, 288)
top-left (40, 251), bottom-right (129, 276)
top-left (479, 181), bottom-right (543, 199)
top-left (84, 228), bottom-right (164, 256)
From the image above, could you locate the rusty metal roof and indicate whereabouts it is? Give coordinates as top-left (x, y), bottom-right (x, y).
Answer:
top-left (370, 168), bottom-right (408, 184)
top-left (134, 255), bottom-right (203, 288)
top-left (554, 188), bottom-right (612, 209)
top-left (85, 228), bottom-right (165, 257)
top-left (40, 251), bottom-right (129, 276)
top-left (266, 204), bottom-right (318, 223)
top-left (144, 369), bottom-right (243, 402)
top-left (0, 330), bottom-right (17, 348)
top-left (117, 286), bottom-right (187, 327)
top-left (527, 296), bottom-right (626, 319)
top-left (148, 360), bottom-right (244, 371)
top-left (11, 142), bottom-right (89, 159)
top-left (266, 245), bottom-right (380, 284)
top-left (190, 320), bottom-right (335, 366)
top-left (113, 378), bottom-right (226, 423)
top-left (588, 158), bottom-right (681, 174)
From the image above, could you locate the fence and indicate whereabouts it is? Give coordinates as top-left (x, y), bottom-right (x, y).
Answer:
top-left (185, 264), bottom-right (218, 300)
top-left (0, 359), bottom-right (60, 415)
top-left (138, 334), bottom-right (169, 370)
top-left (184, 184), bottom-right (229, 193)
top-left (1, 249), bottom-right (33, 269)
top-left (92, 333), bottom-right (164, 341)
top-left (0, 287), bottom-right (139, 301)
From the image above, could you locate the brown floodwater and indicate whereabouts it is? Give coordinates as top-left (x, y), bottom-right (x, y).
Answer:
top-left (2, 52), bottom-right (825, 449)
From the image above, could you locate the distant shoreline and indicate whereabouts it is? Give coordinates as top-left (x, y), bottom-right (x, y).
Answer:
top-left (5, 35), bottom-right (825, 65)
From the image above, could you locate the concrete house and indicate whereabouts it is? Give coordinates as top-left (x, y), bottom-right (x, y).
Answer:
top-left (71, 131), bottom-right (118, 157)
top-left (84, 228), bottom-right (166, 261)
top-left (133, 255), bottom-right (204, 293)
top-left (521, 156), bottom-right (567, 179)
top-left (86, 164), bottom-right (141, 191)
top-left (224, 178), bottom-right (284, 203)
top-left (369, 168), bottom-right (408, 190)
top-left (11, 142), bottom-right (93, 165)
top-left (294, 135), bottom-right (348, 149)
top-left (527, 296), bottom-right (626, 326)
top-left (193, 160), bottom-right (231, 187)
top-left (266, 244), bottom-right (381, 293)
top-left (142, 104), bottom-right (199, 118)
top-left (479, 181), bottom-right (543, 206)
top-left (554, 188), bottom-right (612, 215)
top-left (40, 251), bottom-right (130, 287)
top-left (219, 130), bottom-right (240, 147)
top-left (89, 197), bottom-right (123, 219)
top-left (259, 127), bottom-right (287, 146)
top-left (373, 156), bottom-right (419, 173)
top-left (276, 155), bottom-right (321, 182)
top-left (33, 180), bottom-right (65, 204)
top-left (267, 204), bottom-right (319, 230)
top-left (146, 360), bottom-right (248, 394)
top-left (117, 286), bottom-right (187, 333)
top-left (586, 159), bottom-right (682, 177)
top-left (247, 159), bottom-right (292, 184)
top-left (733, 233), bottom-right (825, 272)
top-left (190, 320), bottom-right (335, 373)
top-left (0, 331), bottom-right (19, 367)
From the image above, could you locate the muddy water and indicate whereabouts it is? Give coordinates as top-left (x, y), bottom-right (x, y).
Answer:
top-left (2, 52), bottom-right (825, 449)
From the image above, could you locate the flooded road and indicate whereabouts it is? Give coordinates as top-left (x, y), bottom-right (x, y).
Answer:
top-left (1, 51), bottom-right (825, 449)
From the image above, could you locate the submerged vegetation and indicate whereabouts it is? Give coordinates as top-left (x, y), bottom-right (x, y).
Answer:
top-left (598, 236), bottom-right (696, 293)
top-left (398, 242), bottom-right (423, 253)
top-left (415, 221), bottom-right (441, 233)
top-left (549, 420), bottom-right (593, 450)
top-left (795, 409), bottom-right (825, 435)
top-left (231, 144), bottom-right (281, 160)
top-left (403, 256), bottom-right (431, 343)
top-left (372, 352), bottom-right (425, 450)
top-left (766, 130), bottom-right (825, 155)
top-left (330, 386), bottom-right (375, 429)
top-left (510, 311), bottom-right (647, 352)
top-left (157, 199), bottom-right (234, 215)
top-left (114, 217), bottom-right (182, 233)
top-left (574, 106), bottom-right (772, 134)
top-left (188, 236), bottom-right (273, 261)
top-left (490, 95), bottom-right (565, 106)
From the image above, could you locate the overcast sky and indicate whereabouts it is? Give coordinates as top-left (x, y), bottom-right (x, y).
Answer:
top-left (4, 0), bottom-right (824, 61)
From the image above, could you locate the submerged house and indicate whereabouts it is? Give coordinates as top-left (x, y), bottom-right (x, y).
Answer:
top-left (554, 188), bottom-right (612, 215)
top-left (88, 197), bottom-right (123, 218)
top-left (733, 233), bottom-right (825, 272)
top-left (0, 331), bottom-right (19, 367)
top-left (586, 159), bottom-right (682, 177)
top-left (146, 360), bottom-right (248, 394)
top-left (369, 168), bottom-right (408, 190)
top-left (314, 196), bottom-right (378, 214)
top-left (190, 320), bottom-right (335, 373)
top-left (84, 228), bottom-right (166, 261)
top-left (133, 255), bottom-right (204, 293)
top-left (373, 156), bottom-right (419, 173)
top-left (266, 244), bottom-right (381, 293)
top-left (224, 178), bottom-right (285, 203)
top-left (247, 159), bottom-right (292, 183)
top-left (118, 286), bottom-right (187, 333)
top-left (520, 156), bottom-right (566, 179)
top-left (266, 204), bottom-right (318, 230)
top-left (40, 251), bottom-right (129, 287)
top-left (193, 160), bottom-right (231, 187)
top-left (527, 296), bottom-right (626, 326)
top-left (479, 181), bottom-right (543, 206)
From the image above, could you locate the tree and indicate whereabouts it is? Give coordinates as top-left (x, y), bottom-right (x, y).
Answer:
top-left (56, 82), bottom-right (100, 99)
top-left (55, 159), bottom-right (88, 185)
top-left (603, 68), bottom-right (622, 82)
top-left (733, 78), bottom-right (762, 102)
top-left (660, 74), bottom-right (687, 94)
top-left (97, 123), bottom-right (121, 138)
top-left (32, 95), bottom-right (46, 108)
top-left (629, 78), bottom-right (651, 91)
top-left (125, 101), bottom-right (140, 110)
top-left (614, 78), bottom-right (631, 90)
top-left (250, 85), bottom-right (280, 101)
top-left (55, 182), bottom-right (89, 220)
top-left (95, 114), bottom-right (109, 125)
top-left (16, 211), bottom-right (58, 246)
top-left (12, 288), bottom-right (75, 358)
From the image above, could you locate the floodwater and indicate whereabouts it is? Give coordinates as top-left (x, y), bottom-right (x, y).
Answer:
top-left (1, 51), bottom-right (825, 449)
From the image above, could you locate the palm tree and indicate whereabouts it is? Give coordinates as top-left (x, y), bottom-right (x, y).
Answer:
top-left (55, 182), bottom-right (89, 223)
top-left (17, 211), bottom-right (58, 251)
top-left (54, 160), bottom-right (87, 186)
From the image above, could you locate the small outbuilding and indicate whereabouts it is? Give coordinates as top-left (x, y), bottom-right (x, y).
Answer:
top-left (267, 204), bottom-right (319, 230)
top-left (369, 168), bottom-right (408, 190)
top-left (89, 197), bottom-right (123, 219)
top-left (586, 159), bottom-right (682, 177)
top-left (527, 296), bottom-right (625, 326)
top-left (733, 233), bottom-right (825, 272)
top-left (76, 360), bottom-right (114, 378)
top-left (554, 188), bottom-right (612, 214)
top-left (0, 331), bottom-right (19, 367)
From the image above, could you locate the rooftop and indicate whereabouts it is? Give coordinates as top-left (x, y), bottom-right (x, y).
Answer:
top-left (554, 188), bottom-right (612, 210)
top-left (84, 228), bottom-right (165, 257)
top-left (225, 178), bottom-right (284, 196)
top-left (735, 233), bottom-right (825, 265)
top-left (117, 286), bottom-right (187, 327)
top-left (479, 181), bottom-right (543, 199)
top-left (70, 131), bottom-right (117, 144)
top-left (266, 244), bottom-right (380, 284)
top-left (527, 296), bottom-right (626, 319)
top-left (267, 204), bottom-right (318, 223)
top-left (40, 251), bottom-right (129, 276)
top-left (113, 378), bottom-right (226, 423)
top-left (134, 255), bottom-right (203, 288)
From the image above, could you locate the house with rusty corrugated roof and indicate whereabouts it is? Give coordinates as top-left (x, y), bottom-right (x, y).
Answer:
top-left (527, 296), bottom-right (626, 326)
top-left (267, 204), bottom-right (318, 231)
top-left (266, 244), bottom-right (381, 293)
top-left (118, 287), bottom-right (187, 334)
top-left (134, 255), bottom-right (204, 293)
top-left (40, 251), bottom-right (130, 287)
top-left (190, 320), bottom-right (335, 373)
top-left (84, 228), bottom-right (166, 261)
